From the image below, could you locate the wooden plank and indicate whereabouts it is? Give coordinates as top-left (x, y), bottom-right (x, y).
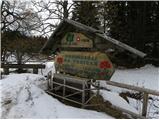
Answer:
top-left (1, 64), bottom-right (45, 69)
top-left (54, 73), bottom-right (90, 84)
top-left (65, 91), bottom-right (82, 98)
top-left (46, 91), bottom-right (83, 105)
top-left (84, 94), bottom-right (95, 104)
top-left (52, 81), bottom-right (83, 92)
top-left (142, 92), bottom-right (149, 117)
top-left (106, 81), bottom-right (159, 96)
top-left (97, 33), bottom-right (146, 58)
top-left (96, 44), bottom-right (112, 50)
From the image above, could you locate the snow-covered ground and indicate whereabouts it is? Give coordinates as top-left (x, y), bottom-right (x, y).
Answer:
top-left (0, 73), bottom-right (112, 119)
top-left (99, 64), bottom-right (159, 118)
top-left (0, 62), bottom-right (159, 119)
top-left (101, 64), bottom-right (159, 92)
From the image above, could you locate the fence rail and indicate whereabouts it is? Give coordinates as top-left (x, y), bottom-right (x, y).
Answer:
top-left (1, 64), bottom-right (45, 74)
top-left (106, 81), bottom-right (159, 117)
top-left (1, 64), bottom-right (45, 68)
top-left (106, 81), bottom-right (159, 96)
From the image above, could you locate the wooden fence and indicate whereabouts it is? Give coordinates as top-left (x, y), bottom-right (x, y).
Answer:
top-left (1, 64), bottom-right (45, 74)
top-left (46, 73), bottom-right (100, 108)
top-left (106, 81), bottom-right (159, 118)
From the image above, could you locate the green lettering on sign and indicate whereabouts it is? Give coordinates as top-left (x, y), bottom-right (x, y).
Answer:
top-left (66, 33), bottom-right (74, 44)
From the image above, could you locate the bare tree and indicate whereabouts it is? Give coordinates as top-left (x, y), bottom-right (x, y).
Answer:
top-left (1, 0), bottom-right (41, 35)
top-left (31, 0), bottom-right (74, 36)
top-left (1, 0), bottom-right (46, 65)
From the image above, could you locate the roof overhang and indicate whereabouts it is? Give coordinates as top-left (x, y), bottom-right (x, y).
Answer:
top-left (40, 19), bottom-right (146, 58)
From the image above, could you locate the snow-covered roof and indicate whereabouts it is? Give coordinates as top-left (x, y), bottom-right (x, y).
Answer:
top-left (41, 19), bottom-right (146, 58)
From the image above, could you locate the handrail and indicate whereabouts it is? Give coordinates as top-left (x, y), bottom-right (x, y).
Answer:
top-left (106, 81), bottom-right (159, 96)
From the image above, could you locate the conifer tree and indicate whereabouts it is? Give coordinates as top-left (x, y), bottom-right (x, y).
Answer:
top-left (72, 1), bottom-right (100, 29)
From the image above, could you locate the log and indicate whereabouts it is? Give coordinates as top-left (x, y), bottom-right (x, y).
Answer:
top-left (54, 73), bottom-right (90, 84)
top-left (106, 81), bottom-right (159, 96)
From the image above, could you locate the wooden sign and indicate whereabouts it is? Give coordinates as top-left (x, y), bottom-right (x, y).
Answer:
top-left (61, 32), bottom-right (93, 48)
top-left (55, 51), bottom-right (115, 80)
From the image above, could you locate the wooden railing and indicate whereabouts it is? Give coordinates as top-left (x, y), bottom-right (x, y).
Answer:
top-left (106, 81), bottom-right (159, 118)
top-left (1, 64), bottom-right (45, 74)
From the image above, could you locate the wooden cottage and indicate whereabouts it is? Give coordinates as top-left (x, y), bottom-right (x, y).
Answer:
top-left (41, 19), bottom-right (146, 67)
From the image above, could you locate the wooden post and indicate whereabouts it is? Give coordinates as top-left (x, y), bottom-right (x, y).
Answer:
top-left (87, 80), bottom-right (91, 100)
top-left (33, 68), bottom-right (38, 74)
top-left (0, 72), bottom-right (2, 79)
top-left (82, 83), bottom-right (85, 108)
top-left (47, 72), bottom-right (52, 89)
top-left (142, 92), bottom-right (148, 117)
top-left (63, 79), bottom-right (66, 97)
top-left (97, 81), bottom-right (100, 96)
top-left (4, 68), bottom-right (9, 75)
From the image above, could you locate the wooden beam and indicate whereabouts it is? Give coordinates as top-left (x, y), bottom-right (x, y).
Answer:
top-left (96, 33), bottom-right (146, 58)
top-left (52, 81), bottom-right (83, 92)
top-left (54, 73), bottom-right (90, 84)
top-left (106, 81), bottom-right (159, 96)
top-left (46, 90), bottom-right (84, 105)
top-left (1, 64), bottom-right (45, 69)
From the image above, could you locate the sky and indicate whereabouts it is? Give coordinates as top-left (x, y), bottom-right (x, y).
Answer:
top-left (3, 0), bottom-right (73, 37)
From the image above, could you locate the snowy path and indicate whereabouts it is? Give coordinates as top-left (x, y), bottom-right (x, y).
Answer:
top-left (0, 74), bottom-right (113, 119)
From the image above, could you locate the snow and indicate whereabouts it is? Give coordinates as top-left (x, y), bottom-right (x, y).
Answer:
top-left (42, 61), bottom-right (55, 76)
top-left (111, 64), bottom-right (159, 91)
top-left (99, 64), bottom-right (159, 93)
top-left (25, 61), bottom-right (55, 76)
top-left (98, 64), bottom-right (159, 118)
top-left (100, 90), bottom-right (138, 114)
top-left (0, 63), bottom-right (158, 119)
top-left (0, 73), bottom-right (113, 119)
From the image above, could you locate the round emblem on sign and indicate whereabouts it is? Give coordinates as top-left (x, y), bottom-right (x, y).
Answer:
top-left (99, 60), bottom-right (111, 69)
top-left (76, 36), bottom-right (80, 42)
top-left (57, 57), bottom-right (63, 64)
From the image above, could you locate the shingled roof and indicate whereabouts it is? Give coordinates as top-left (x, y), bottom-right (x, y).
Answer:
top-left (41, 19), bottom-right (146, 58)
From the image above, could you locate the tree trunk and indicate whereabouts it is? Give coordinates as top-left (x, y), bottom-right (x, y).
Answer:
top-left (63, 1), bottom-right (68, 19)
top-left (1, 49), bottom-right (6, 62)
top-left (16, 51), bottom-right (23, 73)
